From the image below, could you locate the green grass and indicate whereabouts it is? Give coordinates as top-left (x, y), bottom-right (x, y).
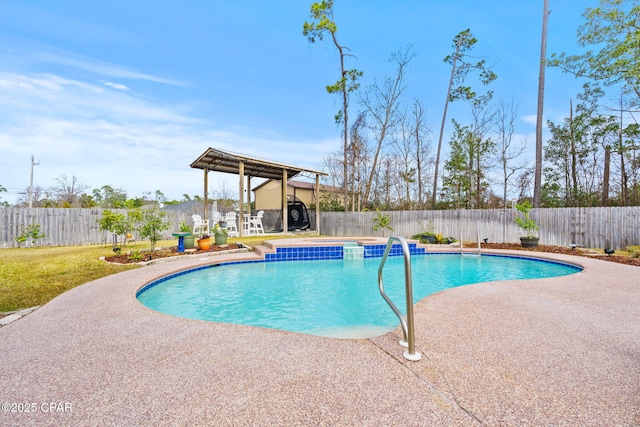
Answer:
top-left (0, 235), bottom-right (294, 313)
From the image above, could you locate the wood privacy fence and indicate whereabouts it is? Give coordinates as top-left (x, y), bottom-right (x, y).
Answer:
top-left (0, 207), bottom-right (196, 248)
top-left (1, 206), bottom-right (639, 249)
top-left (0, 206), bottom-right (313, 248)
top-left (320, 207), bottom-right (640, 250)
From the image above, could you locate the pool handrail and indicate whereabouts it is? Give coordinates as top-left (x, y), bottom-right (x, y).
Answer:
top-left (377, 236), bottom-right (422, 362)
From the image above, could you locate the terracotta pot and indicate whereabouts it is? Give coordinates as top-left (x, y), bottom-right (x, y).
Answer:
top-left (198, 237), bottom-right (211, 251)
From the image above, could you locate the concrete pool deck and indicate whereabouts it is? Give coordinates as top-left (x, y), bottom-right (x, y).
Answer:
top-left (0, 239), bottom-right (638, 426)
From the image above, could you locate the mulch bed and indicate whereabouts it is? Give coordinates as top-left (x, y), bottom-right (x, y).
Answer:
top-left (471, 242), bottom-right (640, 267)
top-left (104, 244), bottom-right (242, 264)
top-left (103, 242), bottom-right (640, 266)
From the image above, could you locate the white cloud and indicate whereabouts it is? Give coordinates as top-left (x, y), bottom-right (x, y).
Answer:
top-left (521, 114), bottom-right (551, 130)
top-left (34, 51), bottom-right (185, 86)
top-left (0, 71), bottom-right (330, 205)
top-left (102, 81), bottom-right (129, 91)
top-left (522, 114), bottom-right (537, 126)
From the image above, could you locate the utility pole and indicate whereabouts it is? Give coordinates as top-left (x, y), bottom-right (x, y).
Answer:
top-left (28, 155), bottom-right (39, 209)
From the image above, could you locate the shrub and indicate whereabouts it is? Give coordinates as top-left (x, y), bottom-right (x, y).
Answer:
top-left (136, 206), bottom-right (171, 252)
top-left (97, 210), bottom-right (135, 247)
top-left (16, 224), bottom-right (46, 247)
top-left (372, 209), bottom-right (394, 236)
top-left (514, 201), bottom-right (539, 238)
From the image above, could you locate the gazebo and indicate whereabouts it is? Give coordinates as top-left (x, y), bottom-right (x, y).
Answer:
top-left (190, 147), bottom-right (326, 237)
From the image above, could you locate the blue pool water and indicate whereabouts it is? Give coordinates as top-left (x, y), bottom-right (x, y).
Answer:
top-left (137, 253), bottom-right (580, 338)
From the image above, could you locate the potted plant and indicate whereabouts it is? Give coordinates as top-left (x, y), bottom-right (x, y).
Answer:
top-left (213, 223), bottom-right (228, 245)
top-left (514, 200), bottom-right (539, 248)
top-left (179, 221), bottom-right (195, 249)
top-left (197, 235), bottom-right (211, 251)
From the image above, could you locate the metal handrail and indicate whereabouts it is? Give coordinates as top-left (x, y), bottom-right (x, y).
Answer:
top-left (377, 236), bottom-right (422, 361)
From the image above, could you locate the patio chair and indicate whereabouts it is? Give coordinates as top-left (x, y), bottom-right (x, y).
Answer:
top-left (225, 212), bottom-right (239, 237)
top-left (191, 214), bottom-right (210, 237)
top-left (211, 210), bottom-right (222, 224)
top-left (248, 210), bottom-right (265, 235)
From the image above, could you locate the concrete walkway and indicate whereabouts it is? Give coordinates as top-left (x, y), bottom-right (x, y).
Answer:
top-left (0, 245), bottom-right (638, 426)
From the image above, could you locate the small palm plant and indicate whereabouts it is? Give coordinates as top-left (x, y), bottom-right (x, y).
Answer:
top-left (373, 209), bottom-right (394, 237)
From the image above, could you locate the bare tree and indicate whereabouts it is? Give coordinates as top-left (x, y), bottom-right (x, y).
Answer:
top-left (348, 112), bottom-right (367, 211)
top-left (321, 150), bottom-right (344, 189)
top-left (213, 181), bottom-right (236, 209)
top-left (469, 102), bottom-right (498, 208)
top-left (516, 168), bottom-right (535, 200)
top-left (409, 100), bottom-right (431, 208)
top-left (16, 185), bottom-right (45, 207)
top-left (495, 99), bottom-right (528, 208)
top-left (393, 101), bottom-right (431, 209)
top-left (394, 120), bottom-right (416, 209)
top-left (360, 47), bottom-right (414, 207)
top-left (49, 175), bottom-right (88, 207)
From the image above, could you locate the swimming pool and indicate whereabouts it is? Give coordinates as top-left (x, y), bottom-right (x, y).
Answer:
top-left (137, 251), bottom-right (581, 339)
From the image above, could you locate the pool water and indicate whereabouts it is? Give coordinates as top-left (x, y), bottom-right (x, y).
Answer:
top-left (137, 254), bottom-right (580, 338)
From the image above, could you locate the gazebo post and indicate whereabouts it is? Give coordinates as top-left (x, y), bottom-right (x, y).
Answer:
top-left (282, 169), bottom-right (288, 233)
top-left (315, 173), bottom-right (320, 235)
top-left (203, 167), bottom-right (209, 222)
top-left (247, 175), bottom-right (252, 216)
top-left (239, 161), bottom-right (245, 238)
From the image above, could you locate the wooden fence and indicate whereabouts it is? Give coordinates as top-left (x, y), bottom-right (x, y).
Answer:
top-left (319, 207), bottom-right (640, 250)
top-left (1, 206), bottom-right (638, 249)
top-left (0, 206), bottom-right (313, 248)
top-left (0, 207), bottom-right (195, 248)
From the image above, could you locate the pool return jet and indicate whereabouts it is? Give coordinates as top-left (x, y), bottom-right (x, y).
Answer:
top-left (378, 236), bottom-right (422, 361)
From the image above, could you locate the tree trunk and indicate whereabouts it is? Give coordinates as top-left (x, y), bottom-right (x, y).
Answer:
top-left (476, 139), bottom-right (482, 208)
top-left (602, 145), bottom-right (610, 206)
top-left (619, 93), bottom-right (628, 206)
top-left (569, 99), bottom-right (578, 207)
top-left (433, 38), bottom-right (462, 209)
top-left (330, 33), bottom-right (350, 211)
top-left (533, 0), bottom-right (549, 207)
top-left (414, 104), bottom-right (424, 208)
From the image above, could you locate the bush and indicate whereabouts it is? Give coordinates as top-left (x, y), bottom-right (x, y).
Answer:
top-left (372, 209), bottom-right (394, 236)
top-left (514, 201), bottom-right (539, 238)
top-left (16, 224), bottom-right (45, 247)
top-left (97, 210), bottom-right (134, 247)
top-left (627, 246), bottom-right (640, 259)
top-left (136, 206), bottom-right (171, 252)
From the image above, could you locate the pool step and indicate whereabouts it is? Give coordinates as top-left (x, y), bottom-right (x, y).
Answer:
top-left (343, 242), bottom-right (364, 260)
top-left (253, 244), bottom-right (274, 258)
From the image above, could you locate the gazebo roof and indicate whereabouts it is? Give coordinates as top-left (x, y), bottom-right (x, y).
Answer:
top-left (190, 147), bottom-right (326, 180)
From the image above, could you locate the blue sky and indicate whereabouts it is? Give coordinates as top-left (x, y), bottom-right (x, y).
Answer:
top-left (0, 1), bottom-right (589, 205)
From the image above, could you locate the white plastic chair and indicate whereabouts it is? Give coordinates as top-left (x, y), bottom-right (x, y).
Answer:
top-left (248, 210), bottom-right (265, 235)
top-left (191, 214), bottom-right (209, 237)
top-left (224, 212), bottom-right (238, 237)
